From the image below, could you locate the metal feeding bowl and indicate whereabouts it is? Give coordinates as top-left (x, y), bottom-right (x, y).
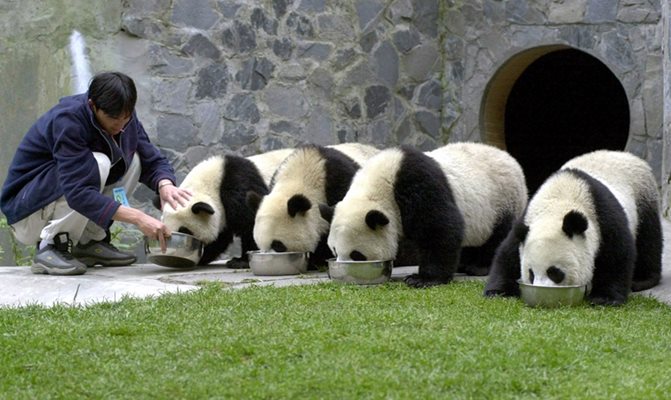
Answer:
top-left (518, 280), bottom-right (586, 308)
top-left (144, 232), bottom-right (203, 269)
top-left (248, 250), bottom-right (309, 276)
top-left (327, 258), bottom-right (393, 285)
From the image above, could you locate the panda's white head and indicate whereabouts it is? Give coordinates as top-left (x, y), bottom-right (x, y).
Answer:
top-left (162, 198), bottom-right (223, 244)
top-left (249, 190), bottom-right (329, 253)
top-left (324, 149), bottom-right (404, 262)
top-left (161, 156), bottom-right (225, 244)
top-left (519, 173), bottom-right (600, 287)
top-left (248, 147), bottom-right (333, 253)
top-left (325, 198), bottom-right (400, 262)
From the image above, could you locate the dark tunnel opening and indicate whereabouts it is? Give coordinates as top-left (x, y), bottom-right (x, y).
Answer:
top-left (504, 48), bottom-right (630, 194)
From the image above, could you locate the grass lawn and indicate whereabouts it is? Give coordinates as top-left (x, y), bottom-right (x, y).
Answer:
top-left (1, 280), bottom-right (670, 399)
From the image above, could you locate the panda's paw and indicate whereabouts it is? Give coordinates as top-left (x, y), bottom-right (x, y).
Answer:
top-left (588, 295), bottom-right (626, 307)
top-left (483, 289), bottom-right (506, 297)
top-left (404, 274), bottom-right (451, 288)
top-left (225, 258), bottom-right (250, 269)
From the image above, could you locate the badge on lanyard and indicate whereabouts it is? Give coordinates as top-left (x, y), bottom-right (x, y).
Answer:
top-left (113, 187), bottom-right (130, 206)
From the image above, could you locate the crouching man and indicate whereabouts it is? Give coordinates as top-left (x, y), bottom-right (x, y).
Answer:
top-left (0, 72), bottom-right (191, 275)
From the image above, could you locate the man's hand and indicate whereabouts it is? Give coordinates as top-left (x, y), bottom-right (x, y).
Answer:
top-left (113, 205), bottom-right (172, 253)
top-left (158, 179), bottom-right (192, 211)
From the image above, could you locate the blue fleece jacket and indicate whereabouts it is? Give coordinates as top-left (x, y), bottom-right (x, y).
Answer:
top-left (0, 93), bottom-right (176, 228)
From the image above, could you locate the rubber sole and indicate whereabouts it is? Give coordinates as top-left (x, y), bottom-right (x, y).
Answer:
top-left (76, 257), bottom-right (137, 267)
top-left (30, 262), bottom-right (87, 276)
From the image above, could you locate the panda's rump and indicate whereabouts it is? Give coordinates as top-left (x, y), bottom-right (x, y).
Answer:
top-left (561, 150), bottom-right (658, 239)
top-left (427, 143), bottom-right (527, 247)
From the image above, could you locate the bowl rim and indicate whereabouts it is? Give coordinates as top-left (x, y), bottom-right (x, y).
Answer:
top-left (247, 250), bottom-right (309, 257)
top-left (326, 257), bottom-right (393, 265)
top-left (517, 279), bottom-right (585, 289)
top-left (145, 231), bottom-right (202, 242)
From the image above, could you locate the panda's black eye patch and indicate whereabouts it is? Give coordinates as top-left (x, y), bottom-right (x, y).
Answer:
top-left (271, 240), bottom-right (287, 252)
top-left (528, 269), bottom-right (535, 284)
top-left (547, 266), bottom-right (565, 284)
top-left (350, 251), bottom-right (366, 261)
top-left (178, 227), bottom-right (194, 236)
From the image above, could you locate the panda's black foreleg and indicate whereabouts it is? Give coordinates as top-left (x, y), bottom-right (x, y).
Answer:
top-left (223, 231), bottom-right (257, 269)
top-left (483, 229), bottom-right (522, 298)
top-left (404, 247), bottom-right (460, 288)
top-left (308, 237), bottom-right (334, 271)
top-left (460, 214), bottom-right (515, 276)
top-left (199, 229), bottom-right (235, 266)
top-left (630, 204), bottom-right (663, 292)
top-left (586, 222), bottom-right (635, 306)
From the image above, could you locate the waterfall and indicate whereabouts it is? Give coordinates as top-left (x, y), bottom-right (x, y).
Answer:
top-left (68, 30), bottom-right (92, 94)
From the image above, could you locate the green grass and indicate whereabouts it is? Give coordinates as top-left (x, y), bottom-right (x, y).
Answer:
top-left (1, 281), bottom-right (670, 399)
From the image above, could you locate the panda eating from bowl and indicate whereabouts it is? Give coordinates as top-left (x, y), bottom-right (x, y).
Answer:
top-left (484, 150), bottom-right (663, 306)
top-left (157, 148), bottom-right (292, 268)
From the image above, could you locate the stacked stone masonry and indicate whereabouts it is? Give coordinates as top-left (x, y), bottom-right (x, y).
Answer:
top-left (0, 0), bottom-right (669, 216)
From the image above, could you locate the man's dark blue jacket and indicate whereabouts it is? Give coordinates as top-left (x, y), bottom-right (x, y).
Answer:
top-left (1, 93), bottom-right (176, 228)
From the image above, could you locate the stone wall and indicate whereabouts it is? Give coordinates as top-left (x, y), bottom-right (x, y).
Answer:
top-left (118, 0), bottom-right (446, 208)
top-left (440, 0), bottom-right (667, 207)
top-left (0, 0), bottom-right (669, 219)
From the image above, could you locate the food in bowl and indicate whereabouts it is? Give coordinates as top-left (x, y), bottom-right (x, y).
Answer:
top-left (327, 258), bottom-right (393, 285)
top-left (518, 280), bottom-right (586, 308)
top-left (144, 232), bottom-right (203, 268)
top-left (248, 250), bottom-right (309, 276)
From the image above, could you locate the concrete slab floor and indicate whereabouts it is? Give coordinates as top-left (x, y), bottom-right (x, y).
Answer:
top-left (0, 219), bottom-right (669, 309)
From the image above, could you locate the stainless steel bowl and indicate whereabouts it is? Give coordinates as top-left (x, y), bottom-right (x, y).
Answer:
top-left (518, 280), bottom-right (586, 308)
top-left (248, 251), bottom-right (309, 276)
top-left (327, 258), bottom-right (393, 285)
top-left (144, 232), bottom-right (203, 268)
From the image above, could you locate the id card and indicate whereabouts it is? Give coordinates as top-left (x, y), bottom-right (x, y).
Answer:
top-left (113, 187), bottom-right (130, 206)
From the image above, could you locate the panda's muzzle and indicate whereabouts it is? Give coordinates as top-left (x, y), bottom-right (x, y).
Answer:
top-left (271, 240), bottom-right (287, 252)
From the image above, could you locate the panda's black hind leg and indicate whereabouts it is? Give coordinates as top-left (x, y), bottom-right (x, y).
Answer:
top-left (630, 204), bottom-right (663, 292)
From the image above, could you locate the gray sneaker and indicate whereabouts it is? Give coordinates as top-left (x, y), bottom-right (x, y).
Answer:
top-left (73, 240), bottom-right (137, 267)
top-left (31, 232), bottom-right (88, 275)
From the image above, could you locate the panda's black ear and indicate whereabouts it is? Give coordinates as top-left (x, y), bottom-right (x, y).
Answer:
top-left (288, 194), bottom-right (312, 217)
top-left (319, 203), bottom-right (334, 223)
top-left (192, 202), bottom-right (215, 215)
top-left (513, 222), bottom-right (529, 242)
top-left (246, 191), bottom-right (264, 212)
top-left (562, 210), bottom-right (588, 237)
top-left (365, 210), bottom-right (389, 230)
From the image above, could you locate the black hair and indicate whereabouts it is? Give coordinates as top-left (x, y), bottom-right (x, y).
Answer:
top-left (88, 72), bottom-right (137, 118)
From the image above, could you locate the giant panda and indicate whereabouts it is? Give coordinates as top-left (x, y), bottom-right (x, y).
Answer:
top-left (322, 142), bottom-right (528, 287)
top-left (160, 148), bottom-right (293, 267)
top-left (246, 143), bottom-right (379, 268)
top-left (484, 150), bottom-right (663, 306)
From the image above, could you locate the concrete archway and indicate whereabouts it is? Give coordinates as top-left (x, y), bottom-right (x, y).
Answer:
top-left (481, 47), bottom-right (630, 194)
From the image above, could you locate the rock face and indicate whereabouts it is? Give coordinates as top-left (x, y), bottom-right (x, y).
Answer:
top-left (0, 0), bottom-right (670, 217)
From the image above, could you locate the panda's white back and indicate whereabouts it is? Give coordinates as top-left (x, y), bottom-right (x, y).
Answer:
top-left (246, 148), bottom-right (293, 187)
top-left (426, 142), bottom-right (527, 246)
top-left (271, 147), bottom-right (330, 202)
top-left (327, 143), bottom-right (380, 166)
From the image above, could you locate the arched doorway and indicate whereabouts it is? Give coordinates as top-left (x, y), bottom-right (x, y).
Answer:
top-left (482, 47), bottom-right (630, 194)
